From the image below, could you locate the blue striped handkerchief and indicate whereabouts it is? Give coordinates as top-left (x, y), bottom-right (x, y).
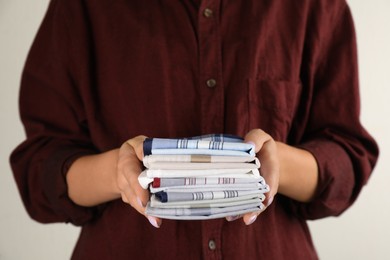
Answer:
top-left (143, 134), bottom-right (255, 157)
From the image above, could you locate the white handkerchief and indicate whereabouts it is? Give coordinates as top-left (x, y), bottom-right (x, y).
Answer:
top-left (143, 154), bottom-right (259, 166)
top-left (149, 197), bottom-right (264, 209)
top-left (145, 202), bottom-right (264, 220)
top-left (146, 207), bottom-right (263, 220)
top-left (143, 161), bottom-right (259, 170)
top-left (149, 193), bottom-right (265, 208)
top-left (150, 175), bottom-right (265, 188)
top-left (150, 182), bottom-right (268, 193)
top-left (138, 169), bottom-right (261, 189)
top-left (145, 168), bottom-right (260, 178)
top-left (155, 189), bottom-right (264, 202)
top-left (149, 149), bottom-right (253, 157)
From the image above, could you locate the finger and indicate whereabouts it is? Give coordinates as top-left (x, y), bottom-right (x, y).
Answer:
top-left (244, 129), bottom-right (270, 153)
top-left (259, 149), bottom-right (279, 206)
top-left (243, 210), bottom-right (262, 225)
top-left (244, 129), bottom-right (279, 206)
top-left (120, 136), bottom-right (163, 227)
top-left (121, 173), bottom-right (162, 227)
top-left (121, 158), bottom-right (149, 203)
top-left (263, 178), bottom-right (278, 207)
top-left (126, 135), bottom-right (147, 161)
top-left (225, 215), bottom-right (242, 222)
top-left (119, 139), bottom-right (148, 206)
top-left (117, 140), bottom-right (148, 211)
top-left (146, 215), bottom-right (162, 228)
top-left (117, 173), bottom-right (131, 203)
top-left (121, 193), bottom-right (129, 203)
top-left (117, 173), bottom-right (144, 210)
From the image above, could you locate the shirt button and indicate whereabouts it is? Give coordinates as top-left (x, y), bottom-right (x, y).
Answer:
top-left (206, 78), bottom-right (217, 88)
top-left (203, 8), bottom-right (213, 18)
top-left (208, 239), bottom-right (216, 250)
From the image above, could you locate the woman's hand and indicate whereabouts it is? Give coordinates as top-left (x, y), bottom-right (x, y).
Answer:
top-left (226, 129), bottom-right (280, 225)
top-left (226, 128), bottom-right (319, 225)
top-left (117, 135), bottom-right (162, 228)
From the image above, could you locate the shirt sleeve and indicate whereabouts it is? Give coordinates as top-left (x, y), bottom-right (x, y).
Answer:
top-left (287, 1), bottom-right (379, 220)
top-left (9, 0), bottom-right (102, 226)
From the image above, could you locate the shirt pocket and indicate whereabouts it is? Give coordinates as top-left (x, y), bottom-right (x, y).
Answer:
top-left (248, 78), bottom-right (302, 141)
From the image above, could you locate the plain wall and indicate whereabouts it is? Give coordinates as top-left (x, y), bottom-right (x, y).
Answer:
top-left (1, 1), bottom-right (389, 259)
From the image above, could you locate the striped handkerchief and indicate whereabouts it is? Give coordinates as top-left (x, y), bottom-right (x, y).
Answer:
top-left (155, 189), bottom-right (263, 203)
top-left (143, 135), bottom-right (255, 157)
top-left (139, 134), bottom-right (268, 220)
top-left (149, 193), bottom-right (266, 209)
top-left (149, 196), bottom-right (264, 208)
top-left (145, 202), bottom-right (264, 220)
top-left (138, 169), bottom-right (261, 189)
top-left (150, 182), bottom-right (268, 193)
top-left (143, 155), bottom-right (260, 170)
top-left (143, 154), bottom-right (258, 164)
top-left (152, 176), bottom-right (264, 188)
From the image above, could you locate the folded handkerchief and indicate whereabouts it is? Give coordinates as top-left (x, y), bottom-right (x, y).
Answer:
top-left (143, 135), bottom-right (255, 157)
top-left (143, 155), bottom-right (260, 170)
top-left (149, 193), bottom-right (265, 208)
top-left (155, 189), bottom-right (264, 203)
top-left (143, 161), bottom-right (259, 170)
top-left (150, 182), bottom-right (268, 193)
top-left (138, 169), bottom-right (261, 189)
top-left (151, 176), bottom-right (264, 188)
top-left (145, 201), bottom-right (264, 220)
top-left (139, 134), bottom-right (269, 220)
top-left (149, 196), bottom-right (264, 209)
top-left (144, 154), bottom-right (258, 164)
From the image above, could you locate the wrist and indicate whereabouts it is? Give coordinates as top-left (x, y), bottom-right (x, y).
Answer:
top-left (274, 142), bottom-right (319, 202)
top-left (275, 142), bottom-right (289, 196)
top-left (67, 149), bottom-right (121, 207)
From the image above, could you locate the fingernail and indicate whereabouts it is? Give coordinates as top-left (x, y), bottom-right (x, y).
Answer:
top-left (246, 213), bottom-right (258, 225)
top-left (267, 196), bottom-right (274, 207)
top-left (147, 216), bottom-right (160, 228)
top-left (226, 215), bottom-right (240, 222)
top-left (137, 197), bottom-right (145, 208)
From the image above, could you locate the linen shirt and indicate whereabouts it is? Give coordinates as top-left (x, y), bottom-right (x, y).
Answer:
top-left (10, 0), bottom-right (379, 259)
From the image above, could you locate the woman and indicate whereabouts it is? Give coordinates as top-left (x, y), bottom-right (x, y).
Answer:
top-left (11, 0), bottom-right (378, 259)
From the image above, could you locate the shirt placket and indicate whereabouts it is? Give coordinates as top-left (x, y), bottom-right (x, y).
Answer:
top-left (197, 1), bottom-right (224, 259)
top-left (201, 219), bottom-right (224, 260)
top-left (198, 0), bottom-right (224, 135)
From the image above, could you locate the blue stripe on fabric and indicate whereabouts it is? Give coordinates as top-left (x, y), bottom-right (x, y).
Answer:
top-left (155, 191), bottom-right (168, 202)
top-left (144, 134), bottom-right (248, 156)
top-left (144, 138), bottom-right (153, 156)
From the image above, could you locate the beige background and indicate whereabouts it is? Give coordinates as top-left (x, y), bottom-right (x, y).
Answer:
top-left (1, 1), bottom-right (389, 259)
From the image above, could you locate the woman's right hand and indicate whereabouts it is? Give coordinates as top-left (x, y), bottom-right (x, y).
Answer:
top-left (116, 135), bottom-right (162, 228)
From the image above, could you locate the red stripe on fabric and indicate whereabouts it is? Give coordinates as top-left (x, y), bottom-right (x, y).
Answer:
top-left (152, 178), bottom-right (161, 188)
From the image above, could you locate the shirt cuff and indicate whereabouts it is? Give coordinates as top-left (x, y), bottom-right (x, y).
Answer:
top-left (42, 146), bottom-right (104, 225)
top-left (291, 139), bottom-right (355, 220)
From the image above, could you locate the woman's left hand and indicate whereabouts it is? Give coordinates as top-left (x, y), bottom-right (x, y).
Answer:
top-left (226, 129), bottom-right (280, 225)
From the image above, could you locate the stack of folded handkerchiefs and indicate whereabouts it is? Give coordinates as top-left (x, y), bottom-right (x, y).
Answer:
top-left (138, 134), bottom-right (269, 220)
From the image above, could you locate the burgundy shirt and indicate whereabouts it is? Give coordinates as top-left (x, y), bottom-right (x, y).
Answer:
top-left (11, 0), bottom-right (378, 259)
